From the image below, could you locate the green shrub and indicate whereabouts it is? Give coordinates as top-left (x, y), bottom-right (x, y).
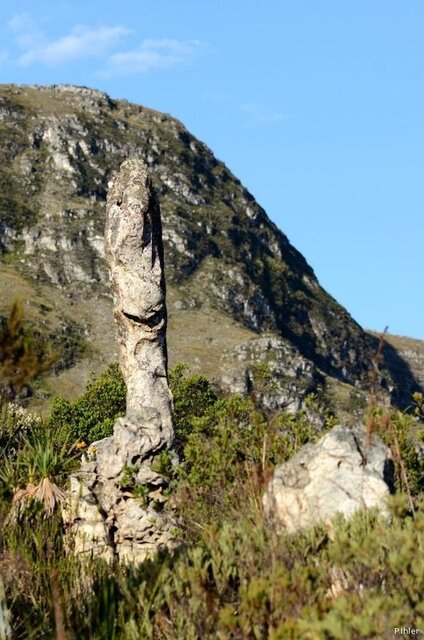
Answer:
top-left (0, 420), bottom-right (79, 517)
top-left (366, 405), bottom-right (424, 501)
top-left (48, 362), bottom-right (126, 443)
top-left (47, 361), bottom-right (217, 446)
top-left (169, 362), bottom-right (218, 450)
top-left (413, 392), bottom-right (424, 421)
top-left (173, 392), bottom-right (325, 539)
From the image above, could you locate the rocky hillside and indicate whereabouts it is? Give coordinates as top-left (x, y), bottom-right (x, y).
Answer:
top-left (0, 83), bottom-right (421, 412)
top-left (372, 332), bottom-right (424, 396)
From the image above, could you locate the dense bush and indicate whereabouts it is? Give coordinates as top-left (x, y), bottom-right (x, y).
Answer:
top-left (172, 392), bottom-right (325, 539)
top-left (366, 405), bottom-right (424, 500)
top-left (169, 362), bottom-right (218, 451)
top-left (48, 362), bottom-right (127, 443)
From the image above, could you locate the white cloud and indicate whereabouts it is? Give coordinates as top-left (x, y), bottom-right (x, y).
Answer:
top-left (7, 13), bottom-right (44, 49)
top-left (103, 39), bottom-right (202, 75)
top-left (20, 25), bottom-right (130, 66)
top-left (8, 15), bottom-right (130, 67)
top-left (6, 14), bottom-right (202, 74)
top-left (241, 102), bottom-right (287, 124)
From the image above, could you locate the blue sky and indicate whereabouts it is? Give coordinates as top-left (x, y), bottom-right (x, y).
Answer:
top-left (1, 1), bottom-right (423, 339)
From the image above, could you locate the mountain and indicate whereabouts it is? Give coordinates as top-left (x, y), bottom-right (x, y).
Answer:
top-left (0, 83), bottom-right (421, 413)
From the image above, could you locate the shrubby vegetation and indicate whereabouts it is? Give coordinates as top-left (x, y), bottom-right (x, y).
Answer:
top-left (49, 362), bottom-right (126, 443)
top-left (3, 496), bottom-right (424, 639)
top-left (1, 348), bottom-right (424, 637)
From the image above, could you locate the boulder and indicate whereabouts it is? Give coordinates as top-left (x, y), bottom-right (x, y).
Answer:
top-left (263, 425), bottom-right (394, 533)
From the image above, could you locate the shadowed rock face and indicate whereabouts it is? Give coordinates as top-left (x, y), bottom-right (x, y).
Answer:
top-left (64, 159), bottom-right (176, 564)
top-left (105, 158), bottom-right (173, 446)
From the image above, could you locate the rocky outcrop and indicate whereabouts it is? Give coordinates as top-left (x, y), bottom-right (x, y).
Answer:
top-left (263, 425), bottom-right (394, 533)
top-left (64, 159), bottom-right (176, 563)
top-left (377, 333), bottom-right (424, 399)
top-left (221, 335), bottom-right (321, 413)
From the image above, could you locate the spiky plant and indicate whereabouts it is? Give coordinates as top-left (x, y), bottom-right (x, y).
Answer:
top-left (9, 427), bottom-right (78, 518)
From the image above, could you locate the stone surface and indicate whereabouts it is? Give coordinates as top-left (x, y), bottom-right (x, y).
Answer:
top-left (105, 159), bottom-right (173, 446)
top-left (221, 335), bottom-right (320, 413)
top-left (263, 425), bottom-right (394, 533)
top-left (64, 159), bottom-right (176, 563)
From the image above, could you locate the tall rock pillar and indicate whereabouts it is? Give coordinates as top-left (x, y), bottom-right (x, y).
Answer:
top-left (65, 159), bottom-right (176, 563)
top-left (105, 158), bottom-right (174, 454)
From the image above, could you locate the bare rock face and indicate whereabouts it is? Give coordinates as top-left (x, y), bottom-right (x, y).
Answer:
top-left (64, 159), bottom-right (176, 563)
top-left (263, 425), bottom-right (394, 533)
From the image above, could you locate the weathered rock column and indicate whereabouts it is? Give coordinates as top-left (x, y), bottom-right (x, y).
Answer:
top-left (105, 159), bottom-right (173, 444)
top-left (105, 158), bottom-right (174, 455)
top-left (64, 159), bottom-right (177, 563)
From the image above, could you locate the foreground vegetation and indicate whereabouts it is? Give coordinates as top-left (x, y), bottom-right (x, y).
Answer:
top-left (1, 310), bottom-right (424, 638)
